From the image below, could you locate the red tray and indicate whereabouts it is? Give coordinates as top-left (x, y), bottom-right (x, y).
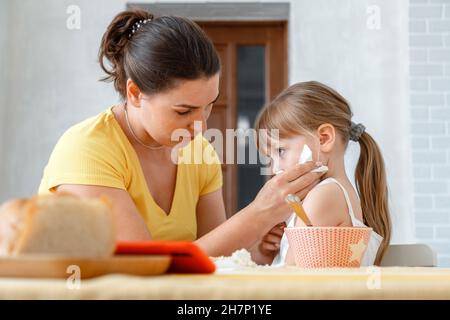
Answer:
top-left (115, 241), bottom-right (216, 274)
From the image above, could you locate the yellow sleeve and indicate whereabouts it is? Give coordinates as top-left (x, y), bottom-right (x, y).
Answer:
top-left (199, 138), bottom-right (223, 196)
top-left (39, 128), bottom-right (127, 193)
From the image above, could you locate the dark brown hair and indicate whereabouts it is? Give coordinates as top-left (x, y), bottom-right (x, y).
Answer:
top-left (255, 81), bottom-right (392, 265)
top-left (98, 8), bottom-right (221, 99)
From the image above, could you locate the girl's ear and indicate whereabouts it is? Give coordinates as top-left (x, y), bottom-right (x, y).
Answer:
top-left (317, 123), bottom-right (335, 153)
top-left (126, 78), bottom-right (142, 108)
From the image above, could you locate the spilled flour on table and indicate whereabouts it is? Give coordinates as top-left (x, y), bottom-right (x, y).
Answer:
top-left (211, 248), bottom-right (257, 268)
top-left (210, 248), bottom-right (282, 274)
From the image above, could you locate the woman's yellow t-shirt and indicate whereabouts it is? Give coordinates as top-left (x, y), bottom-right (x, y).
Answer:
top-left (38, 107), bottom-right (223, 241)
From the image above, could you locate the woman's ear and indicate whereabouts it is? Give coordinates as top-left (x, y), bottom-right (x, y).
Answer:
top-left (317, 123), bottom-right (335, 153)
top-left (126, 79), bottom-right (142, 108)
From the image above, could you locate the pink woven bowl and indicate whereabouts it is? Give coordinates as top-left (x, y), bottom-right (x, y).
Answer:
top-left (285, 226), bottom-right (372, 268)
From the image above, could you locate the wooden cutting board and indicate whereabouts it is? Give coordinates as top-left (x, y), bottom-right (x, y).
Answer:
top-left (0, 255), bottom-right (171, 279)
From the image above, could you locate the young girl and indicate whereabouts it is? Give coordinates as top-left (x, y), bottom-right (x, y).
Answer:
top-left (255, 81), bottom-right (391, 266)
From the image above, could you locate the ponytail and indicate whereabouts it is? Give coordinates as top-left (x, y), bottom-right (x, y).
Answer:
top-left (355, 131), bottom-right (392, 265)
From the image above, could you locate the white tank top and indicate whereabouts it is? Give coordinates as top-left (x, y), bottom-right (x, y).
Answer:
top-left (272, 177), bottom-right (383, 267)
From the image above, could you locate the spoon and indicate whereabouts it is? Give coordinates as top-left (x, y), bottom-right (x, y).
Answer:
top-left (285, 194), bottom-right (312, 226)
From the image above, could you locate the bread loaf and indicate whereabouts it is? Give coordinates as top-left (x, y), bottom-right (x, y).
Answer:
top-left (0, 193), bottom-right (116, 257)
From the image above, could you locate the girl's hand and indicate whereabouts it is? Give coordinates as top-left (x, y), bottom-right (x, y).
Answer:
top-left (252, 161), bottom-right (326, 226)
top-left (250, 222), bottom-right (286, 265)
top-left (259, 222), bottom-right (285, 253)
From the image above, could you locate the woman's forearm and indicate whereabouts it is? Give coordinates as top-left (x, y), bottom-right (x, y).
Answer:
top-left (194, 202), bottom-right (276, 257)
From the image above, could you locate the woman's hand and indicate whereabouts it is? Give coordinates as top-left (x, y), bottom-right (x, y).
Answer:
top-left (251, 161), bottom-right (326, 226)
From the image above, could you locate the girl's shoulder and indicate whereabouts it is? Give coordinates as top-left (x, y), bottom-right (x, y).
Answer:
top-left (301, 179), bottom-right (353, 227)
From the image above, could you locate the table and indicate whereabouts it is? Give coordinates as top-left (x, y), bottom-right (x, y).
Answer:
top-left (0, 267), bottom-right (449, 299)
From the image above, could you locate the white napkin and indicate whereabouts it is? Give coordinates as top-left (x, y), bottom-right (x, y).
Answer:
top-left (300, 144), bottom-right (328, 172)
top-left (274, 144), bottom-right (328, 175)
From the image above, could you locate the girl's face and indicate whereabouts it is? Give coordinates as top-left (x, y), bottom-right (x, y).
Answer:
top-left (268, 134), bottom-right (321, 174)
top-left (135, 73), bottom-right (220, 147)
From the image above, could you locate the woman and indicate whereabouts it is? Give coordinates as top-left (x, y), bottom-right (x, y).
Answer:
top-left (38, 9), bottom-right (325, 263)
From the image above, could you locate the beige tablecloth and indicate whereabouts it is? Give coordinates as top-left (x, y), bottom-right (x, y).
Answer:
top-left (0, 267), bottom-right (450, 299)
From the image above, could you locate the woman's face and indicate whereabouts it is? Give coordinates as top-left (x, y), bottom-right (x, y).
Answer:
top-left (267, 134), bottom-right (320, 174)
top-left (137, 73), bottom-right (220, 147)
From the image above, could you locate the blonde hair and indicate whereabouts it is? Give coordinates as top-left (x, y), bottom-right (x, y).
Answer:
top-left (255, 81), bottom-right (391, 265)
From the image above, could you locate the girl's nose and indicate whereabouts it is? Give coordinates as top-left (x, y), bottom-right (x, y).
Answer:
top-left (272, 159), bottom-right (282, 175)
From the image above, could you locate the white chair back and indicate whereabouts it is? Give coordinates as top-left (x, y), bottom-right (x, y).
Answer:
top-left (380, 244), bottom-right (437, 267)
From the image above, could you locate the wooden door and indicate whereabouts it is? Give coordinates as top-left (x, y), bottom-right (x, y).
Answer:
top-left (197, 22), bottom-right (288, 217)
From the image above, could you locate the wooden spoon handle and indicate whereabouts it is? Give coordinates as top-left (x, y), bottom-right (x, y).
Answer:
top-left (285, 194), bottom-right (312, 226)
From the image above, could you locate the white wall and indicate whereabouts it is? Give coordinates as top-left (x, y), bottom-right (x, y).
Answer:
top-left (409, 0), bottom-right (450, 267)
top-left (0, 0), bottom-right (413, 242)
top-left (0, 0), bottom-right (11, 182)
top-left (0, 0), bottom-right (124, 201)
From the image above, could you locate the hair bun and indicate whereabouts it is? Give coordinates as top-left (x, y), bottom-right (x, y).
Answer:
top-left (97, 9), bottom-right (220, 99)
top-left (98, 9), bottom-right (154, 94)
